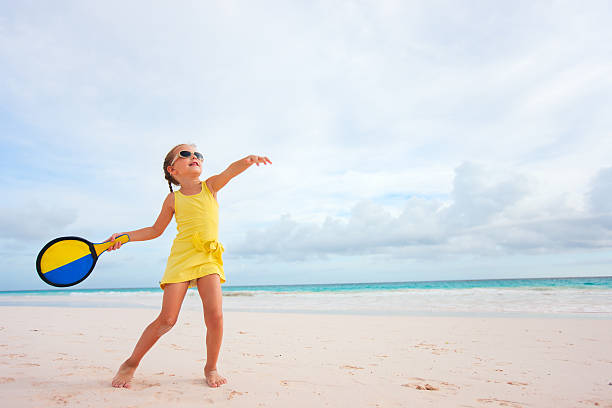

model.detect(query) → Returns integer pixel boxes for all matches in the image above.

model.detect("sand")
[1,306,611,407]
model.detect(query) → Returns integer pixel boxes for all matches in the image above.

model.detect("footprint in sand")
[51,394,74,404]
[31,381,53,387]
[341,365,364,370]
[340,365,364,376]
[578,399,603,406]
[132,381,161,390]
[413,343,450,355]
[4,353,26,359]
[402,383,439,391]
[228,390,245,400]
[54,356,77,362]
[401,377,459,393]
[477,397,525,407]
[155,389,182,402]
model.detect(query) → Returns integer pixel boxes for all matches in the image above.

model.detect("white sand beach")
[1,305,611,407]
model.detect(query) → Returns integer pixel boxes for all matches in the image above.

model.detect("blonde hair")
[163,143,196,192]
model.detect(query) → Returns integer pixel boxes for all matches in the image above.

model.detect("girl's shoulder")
[163,191,176,212]
[204,179,212,193]
[204,179,218,203]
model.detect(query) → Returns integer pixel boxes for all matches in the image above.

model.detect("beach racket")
[36,234,130,287]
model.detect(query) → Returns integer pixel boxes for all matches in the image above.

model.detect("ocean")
[2,276,611,318]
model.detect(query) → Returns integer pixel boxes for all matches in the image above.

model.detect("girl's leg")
[196,273,226,387]
[111,281,190,388]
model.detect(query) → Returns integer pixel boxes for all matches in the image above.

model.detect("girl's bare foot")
[112,360,137,388]
[204,367,227,388]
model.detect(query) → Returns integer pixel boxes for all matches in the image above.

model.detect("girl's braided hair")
[163,144,196,193]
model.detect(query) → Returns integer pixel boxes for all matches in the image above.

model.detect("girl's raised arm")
[207,155,272,194]
[105,193,175,251]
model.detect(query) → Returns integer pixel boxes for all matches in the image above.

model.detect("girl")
[107,144,271,388]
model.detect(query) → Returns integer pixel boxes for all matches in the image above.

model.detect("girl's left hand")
[104,233,124,251]
[246,155,272,166]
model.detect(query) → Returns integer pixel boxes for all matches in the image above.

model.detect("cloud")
[443,162,528,228]
[0,202,75,241]
[233,163,612,260]
[588,167,612,214]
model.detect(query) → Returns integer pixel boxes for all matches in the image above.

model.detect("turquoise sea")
[2,276,611,296]
[2,276,611,318]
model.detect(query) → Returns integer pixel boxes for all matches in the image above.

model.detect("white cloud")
[232,163,612,260]
[0,202,75,241]
[444,162,528,228]
[588,167,612,214]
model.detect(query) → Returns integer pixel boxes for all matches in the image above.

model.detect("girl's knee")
[204,310,223,329]
[157,315,178,334]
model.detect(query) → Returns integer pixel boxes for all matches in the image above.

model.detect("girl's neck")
[178,178,202,195]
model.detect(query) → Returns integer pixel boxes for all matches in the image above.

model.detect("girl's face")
[168,145,203,178]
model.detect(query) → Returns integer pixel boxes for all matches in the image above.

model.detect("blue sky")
[1,1,611,290]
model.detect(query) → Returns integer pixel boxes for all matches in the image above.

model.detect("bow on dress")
[192,232,224,264]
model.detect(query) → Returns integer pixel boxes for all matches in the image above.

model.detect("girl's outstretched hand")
[246,155,272,166]
[104,233,124,251]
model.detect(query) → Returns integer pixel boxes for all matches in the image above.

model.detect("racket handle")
[94,234,130,256]
[114,234,130,245]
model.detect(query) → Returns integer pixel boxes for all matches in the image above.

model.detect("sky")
[1,1,611,290]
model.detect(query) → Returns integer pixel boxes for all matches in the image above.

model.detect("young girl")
[107,144,271,388]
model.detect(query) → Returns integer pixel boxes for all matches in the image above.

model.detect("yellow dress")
[160,181,225,289]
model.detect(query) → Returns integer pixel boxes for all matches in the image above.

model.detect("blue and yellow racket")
[36,234,130,287]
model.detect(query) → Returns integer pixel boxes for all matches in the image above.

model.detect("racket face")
[36,237,98,287]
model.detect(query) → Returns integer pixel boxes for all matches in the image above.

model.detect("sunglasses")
[171,150,204,165]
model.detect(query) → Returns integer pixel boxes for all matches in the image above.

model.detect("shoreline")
[1,282,611,319]
[1,302,611,320]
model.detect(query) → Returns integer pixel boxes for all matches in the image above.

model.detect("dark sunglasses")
[171,150,204,165]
